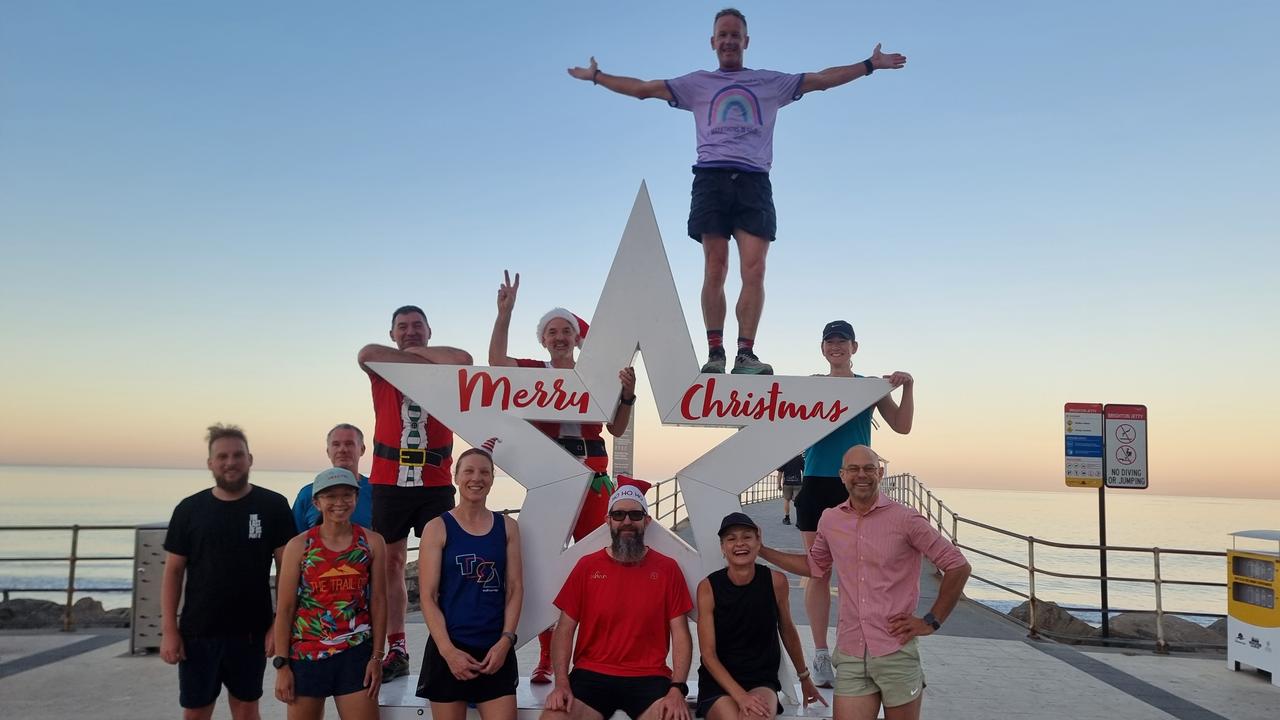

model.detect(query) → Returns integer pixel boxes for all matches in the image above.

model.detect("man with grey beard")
[161,424,294,720]
[541,486,695,720]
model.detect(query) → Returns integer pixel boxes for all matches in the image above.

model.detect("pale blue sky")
[2,2,1277,496]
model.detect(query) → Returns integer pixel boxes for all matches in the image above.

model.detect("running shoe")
[731,352,773,375]
[381,648,410,682]
[700,349,727,374]
[811,648,835,689]
[783,515,791,525]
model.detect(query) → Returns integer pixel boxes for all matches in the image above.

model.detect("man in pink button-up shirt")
[761,445,970,720]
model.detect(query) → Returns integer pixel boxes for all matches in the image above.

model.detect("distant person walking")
[161,424,295,720]
[272,468,388,719]
[761,445,970,720]
[568,8,906,376]
[797,320,914,687]
[777,454,804,525]
[358,304,472,680]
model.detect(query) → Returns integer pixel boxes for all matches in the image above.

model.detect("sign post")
[1064,402,1149,639]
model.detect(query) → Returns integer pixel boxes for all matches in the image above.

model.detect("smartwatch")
[271,656,290,670]
[501,631,518,645]
[670,681,690,696]
[922,612,941,631]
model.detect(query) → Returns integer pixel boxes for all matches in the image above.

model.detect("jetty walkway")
[1,498,1274,719]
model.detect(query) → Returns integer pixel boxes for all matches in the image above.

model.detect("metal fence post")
[63,525,80,632]
[1027,537,1039,639]
[1153,548,1168,654]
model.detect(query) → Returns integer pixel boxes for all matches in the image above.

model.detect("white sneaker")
[812,648,835,688]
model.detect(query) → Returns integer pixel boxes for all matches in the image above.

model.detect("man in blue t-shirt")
[568,7,906,376]
[292,423,374,532]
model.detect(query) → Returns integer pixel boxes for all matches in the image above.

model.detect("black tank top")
[696,564,782,698]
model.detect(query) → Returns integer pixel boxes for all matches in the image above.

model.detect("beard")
[610,526,647,563]
[214,469,250,494]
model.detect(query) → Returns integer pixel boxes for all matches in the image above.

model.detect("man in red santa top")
[488,270,646,683]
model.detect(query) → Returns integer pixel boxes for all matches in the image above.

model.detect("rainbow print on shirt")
[707,84,763,127]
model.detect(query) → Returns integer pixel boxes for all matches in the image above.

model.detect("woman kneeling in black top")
[695,513,825,718]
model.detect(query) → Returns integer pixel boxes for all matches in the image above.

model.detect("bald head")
[839,444,884,507]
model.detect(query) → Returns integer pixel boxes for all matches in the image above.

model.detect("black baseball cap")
[822,320,855,341]
[717,512,760,537]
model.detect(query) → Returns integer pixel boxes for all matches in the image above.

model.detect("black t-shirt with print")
[164,486,294,636]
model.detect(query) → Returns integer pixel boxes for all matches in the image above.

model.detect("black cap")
[822,320,855,341]
[717,512,760,537]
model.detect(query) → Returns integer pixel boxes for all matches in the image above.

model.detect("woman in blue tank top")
[415,446,524,718]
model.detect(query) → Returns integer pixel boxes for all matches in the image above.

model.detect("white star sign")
[369,183,891,645]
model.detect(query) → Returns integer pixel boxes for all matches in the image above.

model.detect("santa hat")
[536,308,589,347]
[615,474,653,494]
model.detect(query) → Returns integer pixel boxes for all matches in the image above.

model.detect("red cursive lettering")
[680,378,849,423]
[458,369,591,415]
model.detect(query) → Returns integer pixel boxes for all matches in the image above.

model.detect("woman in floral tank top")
[273,468,388,719]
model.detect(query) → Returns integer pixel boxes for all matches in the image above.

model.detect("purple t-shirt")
[664,68,805,173]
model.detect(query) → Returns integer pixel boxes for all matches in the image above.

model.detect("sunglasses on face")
[609,510,647,522]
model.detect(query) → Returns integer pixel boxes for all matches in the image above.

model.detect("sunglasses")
[609,510,647,522]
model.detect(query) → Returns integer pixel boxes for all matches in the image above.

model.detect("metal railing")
[0,524,137,631]
[885,473,1227,652]
[649,472,782,529]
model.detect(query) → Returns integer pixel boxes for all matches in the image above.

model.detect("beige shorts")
[832,638,925,708]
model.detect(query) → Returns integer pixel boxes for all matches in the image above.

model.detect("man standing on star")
[568,7,906,376]
[358,304,473,681]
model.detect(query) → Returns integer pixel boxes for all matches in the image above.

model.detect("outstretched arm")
[567,56,673,101]
[800,43,907,94]
[489,270,520,367]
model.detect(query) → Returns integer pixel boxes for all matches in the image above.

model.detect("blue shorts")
[292,641,374,698]
[178,632,266,709]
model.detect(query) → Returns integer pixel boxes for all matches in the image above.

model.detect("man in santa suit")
[488,270,647,683]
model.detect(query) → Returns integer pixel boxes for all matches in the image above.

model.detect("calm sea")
[2,465,1276,622]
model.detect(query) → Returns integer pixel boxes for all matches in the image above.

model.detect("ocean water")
[2,465,1276,621]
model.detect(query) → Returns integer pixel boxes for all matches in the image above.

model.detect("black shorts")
[292,641,373,698]
[178,632,266,709]
[695,691,782,718]
[795,476,848,532]
[687,167,777,242]
[569,668,672,719]
[416,636,518,704]
[371,484,455,543]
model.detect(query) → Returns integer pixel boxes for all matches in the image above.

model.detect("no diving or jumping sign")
[1104,404,1148,489]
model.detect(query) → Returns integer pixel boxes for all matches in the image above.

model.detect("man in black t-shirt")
[161,424,294,720]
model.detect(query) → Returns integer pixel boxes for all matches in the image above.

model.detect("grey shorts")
[781,484,801,501]
[832,639,926,708]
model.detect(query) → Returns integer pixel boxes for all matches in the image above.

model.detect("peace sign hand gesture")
[496,270,520,317]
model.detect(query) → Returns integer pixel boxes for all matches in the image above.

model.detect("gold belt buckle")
[398,448,427,466]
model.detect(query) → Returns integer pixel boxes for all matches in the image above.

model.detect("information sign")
[1065,402,1104,487]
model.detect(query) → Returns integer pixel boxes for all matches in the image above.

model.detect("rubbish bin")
[1226,529,1280,685]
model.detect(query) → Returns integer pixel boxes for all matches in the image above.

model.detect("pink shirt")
[807,493,968,658]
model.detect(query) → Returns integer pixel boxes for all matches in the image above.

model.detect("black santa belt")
[556,438,607,459]
[373,441,451,468]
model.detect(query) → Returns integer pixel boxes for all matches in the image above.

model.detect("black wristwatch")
[863,58,874,75]
[501,631,518,645]
[620,394,636,406]
[271,655,290,670]
[670,681,690,696]
[922,612,941,631]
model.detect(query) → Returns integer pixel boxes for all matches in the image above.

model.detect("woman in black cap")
[694,512,825,717]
